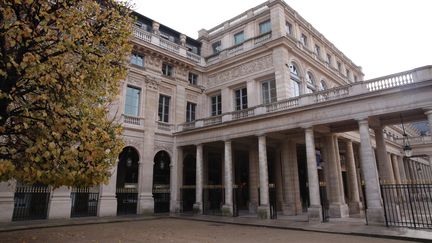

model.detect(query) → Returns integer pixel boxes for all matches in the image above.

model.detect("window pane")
[234,32,244,45]
[125,86,140,116]
[158,95,170,122]
[292,80,300,97]
[259,20,271,34]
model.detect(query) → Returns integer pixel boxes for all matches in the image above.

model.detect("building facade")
[1,0,432,225]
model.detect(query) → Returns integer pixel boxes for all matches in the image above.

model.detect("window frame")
[124,85,141,117]
[261,79,277,104]
[188,72,198,85]
[162,63,174,77]
[130,53,144,67]
[158,95,171,123]
[212,41,222,54]
[234,31,245,45]
[211,94,222,116]
[186,102,196,122]
[234,87,248,111]
[286,21,292,35]
[300,34,308,47]
[259,20,271,34]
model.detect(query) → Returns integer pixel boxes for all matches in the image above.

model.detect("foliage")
[0,0,132,187]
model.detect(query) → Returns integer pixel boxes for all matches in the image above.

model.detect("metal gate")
[381,183,432,229]
[12,185,50,221]
[70,188,99,217]
[258,184,277,219]
[116,187,138,215]
[180,185,195,213]
[153,184,170,213]
[203,185,224,215]
[319,182,329,222]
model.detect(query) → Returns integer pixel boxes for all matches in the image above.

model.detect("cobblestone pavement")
[0,218,415,243]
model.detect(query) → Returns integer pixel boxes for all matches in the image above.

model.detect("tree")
[0,0,132,188]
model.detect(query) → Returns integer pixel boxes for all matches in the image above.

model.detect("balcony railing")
[177,66,432,132]
[122,114,144,127]
[132,27,204,65]
[157,121,174,132]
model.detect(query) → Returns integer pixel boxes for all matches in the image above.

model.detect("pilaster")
[0,181,16,222]
[48,186,71,219]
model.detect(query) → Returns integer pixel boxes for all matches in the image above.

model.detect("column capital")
[424,109,432,115]
[256,133,266,138]
[357,118,369,126]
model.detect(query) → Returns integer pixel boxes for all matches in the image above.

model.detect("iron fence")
[70,188,99,217]
[381,183,432,229]
[180,186,195,213]
[12,185,50,221]
[258,185,277,219]
[202,185,224,216]
[319,183,329,222]
[153,184,170,213]
[116,187,138,215]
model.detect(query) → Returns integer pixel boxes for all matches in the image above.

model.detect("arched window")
[306,71,315,85]
[319,80,328,91]
[289,62,301,96]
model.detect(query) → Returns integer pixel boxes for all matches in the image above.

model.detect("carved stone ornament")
[208,55,273,85]
[144,75,160,91]
[154,142,173,157]
[123,138,143,150]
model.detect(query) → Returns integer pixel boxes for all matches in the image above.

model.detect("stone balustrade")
[177,66,432,132]
[122,114,145,127]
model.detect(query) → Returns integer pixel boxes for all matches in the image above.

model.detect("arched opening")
[153,150,171,213]
[116,146,139,215]
[182,154,196,212]
[289,62,301,97]
[306,71,316,93]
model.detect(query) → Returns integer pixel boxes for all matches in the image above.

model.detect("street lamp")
[400,114,412,157]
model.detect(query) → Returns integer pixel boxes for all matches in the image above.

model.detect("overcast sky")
[131,0,431,80]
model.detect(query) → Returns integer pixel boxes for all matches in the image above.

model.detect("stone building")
[1,0,432,225]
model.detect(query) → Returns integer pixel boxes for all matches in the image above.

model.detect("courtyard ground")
[0,218,417,243]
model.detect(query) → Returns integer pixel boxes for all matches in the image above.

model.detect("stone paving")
[0,218,419,243]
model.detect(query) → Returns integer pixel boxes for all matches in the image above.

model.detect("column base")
[0,181,15,222]
[329,203,349,218]
[366,207,385,225]
[348,201,364,216]
[222,204,233,217]
[248,202,258,214]
[193,203,202,215]
[257,205,270,219]
[138,193,154,215]
[170,200,181,214]
[307,205,323,222]
[98,194,117,217]
[282,203,301,216]
[48,188,71,219]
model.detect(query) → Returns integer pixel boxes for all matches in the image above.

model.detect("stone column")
[358,119,384,225]
[222,140,234,216]
[324,135,348,218]
[138,131,155,215]
[193,144,203,214]
[391,154,402,184]
[333,136,347,205]
[305,127,322,222]
[48,186,71,219]
[345,140,363,215]
[257,135,270,219]
[274,149,284,210]
[0,181,16,222]
[248,148,259,213]
[99,166,117,217]
[170,146,183,213]
[425,110,432,135]
[374,127,395,184]
[397,156,407,183]
[281,140,302,215]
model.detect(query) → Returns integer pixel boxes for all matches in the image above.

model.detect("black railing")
[258,185,277,219]
[12,185,50,221]
[116,188,138,215]
[202,185,224,216]
[319,183,329,222]
[381,184,432,229]
[180,186,195,213]
[70,188,99,217]
[153,184,170,213]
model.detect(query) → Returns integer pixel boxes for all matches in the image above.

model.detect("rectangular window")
[314,44,321,56]
[158,95,170,123]
[186,102,196,122]
[125,86,140,116]
[291,80,300,97]
[188,72,198,85]
[259,20,271,34]
[234,87,248,111]
[130,53,144,67]
[337,61,342,71]
[300,34,307,46]
[286,22,292,35]
[162,63,173,77]
[211,95,222,116]
[354,75,358,82]
[261,80,276,104]
[326,53,332,64]
[346,69,351,79]
[212,41,221,54]
[234,31,245,45]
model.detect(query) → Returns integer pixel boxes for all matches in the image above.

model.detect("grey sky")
[131,0,431,80]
